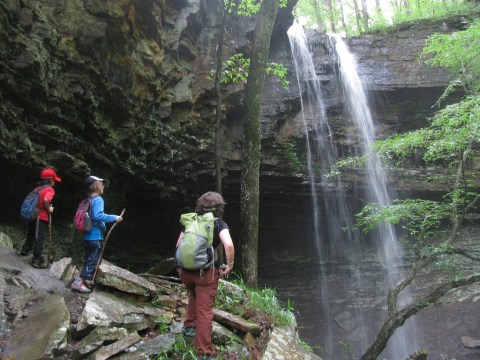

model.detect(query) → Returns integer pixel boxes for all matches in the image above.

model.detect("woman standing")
[71,175,123,293]
[176,191,235,360]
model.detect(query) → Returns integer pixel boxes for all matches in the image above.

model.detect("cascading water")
[287,22,356,355]
[331,33,419,359]
[286,22,419,359]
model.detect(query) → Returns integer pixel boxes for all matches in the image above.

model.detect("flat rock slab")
[96,259,157,297]
[213,308,261,335]
[89,332,142,360]
[2,294,70,360]
[261,326,323,360]
[123,333,176,358]
[75,326,129,357]
[48,257,72,280]
[77,290,149,333]
[462,336,480,348]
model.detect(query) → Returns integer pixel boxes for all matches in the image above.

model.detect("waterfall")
[287,22,419,359]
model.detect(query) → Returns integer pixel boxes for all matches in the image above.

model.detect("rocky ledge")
[0,242,321,360]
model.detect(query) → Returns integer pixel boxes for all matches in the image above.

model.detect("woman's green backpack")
[175,212,215,270]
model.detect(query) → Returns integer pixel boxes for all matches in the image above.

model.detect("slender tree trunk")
[240,0,279,288]
[403,0,411,15]
[390,0,400,11]
[360,273,480,359]
[361,0,369,30]
[325,0,336,33]
[312,0,324,31]
[338,0,347,36]
[214,0,232,193]
[352,0,362,33]
[375,0,382,17]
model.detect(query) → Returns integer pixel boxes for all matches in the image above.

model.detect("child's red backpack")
[74,197,92,232]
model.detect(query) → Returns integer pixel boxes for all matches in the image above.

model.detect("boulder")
[96,259,157,297]
[74,326,129,357]
[121,333,176,358]
[261,326,323,360]
[213,308,261,336]
[89,332,142,360]
[2,294,70,359]
[76,290,151,335]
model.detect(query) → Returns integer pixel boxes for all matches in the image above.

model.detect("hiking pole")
[47,214,52,267]
[92,208,125,281]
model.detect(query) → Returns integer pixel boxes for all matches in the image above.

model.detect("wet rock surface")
[0,245,318,359]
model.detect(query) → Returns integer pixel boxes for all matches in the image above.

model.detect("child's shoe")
[70,278,92,293]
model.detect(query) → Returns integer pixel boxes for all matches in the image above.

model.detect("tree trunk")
[352,0,362,33]
[375,0,382,17]
[312,0,324,31]
[360,273,480,360]
[240,0,279,288]
[361,0,369,30]
[325,0,336,33]
[214,0,232,193]
[338,0,347,36]
[403,0,411,15]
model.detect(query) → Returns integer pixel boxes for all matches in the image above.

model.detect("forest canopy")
[294,0,478,35]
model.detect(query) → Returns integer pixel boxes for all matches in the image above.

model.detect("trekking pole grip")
[93,208,126,282]
[105,208,126,240]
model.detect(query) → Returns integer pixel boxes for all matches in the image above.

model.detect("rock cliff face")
[2,1,479,358]
[1,0,474,268]
[1,1,467,210]
[1,0,475,257]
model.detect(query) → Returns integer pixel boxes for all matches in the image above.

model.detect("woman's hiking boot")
[31,258,47,269]
[182,326,196,337]
[18,246,31,256]
[70,278,92,293]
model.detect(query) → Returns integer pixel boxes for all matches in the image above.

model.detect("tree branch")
[361,273,480,360]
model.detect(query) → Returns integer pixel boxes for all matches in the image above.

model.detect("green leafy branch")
[209,53,289,89]
[326,155,367,178]
[374,94,480,166]
[420,20,480,101]
[229,0,288,16]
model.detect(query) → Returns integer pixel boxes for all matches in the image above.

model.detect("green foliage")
[247,287,296,326]
[338,340,355,360]
[326,155,368,177]
[420,20,480,99]
[354,199,451,244]
[353,22,480,258]
[375,94,480,165]
[216,53,250,84]
[215,279,247,312]
[215,278,296,327]
[230,0,287,16]
[155,335,196,360]
[230,0,261,16]
[266,62,290,89]
[152,315,172,334]
[389,0,475,27]
[280,140,306,172]
[294,0,478,36]
[209,53,289,89]
[297,337,314,353]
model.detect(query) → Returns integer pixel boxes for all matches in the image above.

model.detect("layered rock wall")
[0,0,474,257]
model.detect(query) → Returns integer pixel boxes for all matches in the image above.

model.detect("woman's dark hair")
[195,191,226,217]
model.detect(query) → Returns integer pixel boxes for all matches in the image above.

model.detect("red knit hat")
[40,168,61,182]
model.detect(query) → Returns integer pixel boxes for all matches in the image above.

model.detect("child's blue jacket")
[83,196,117,241]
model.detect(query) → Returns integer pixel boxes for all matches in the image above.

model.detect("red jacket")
[38,186,55,221]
